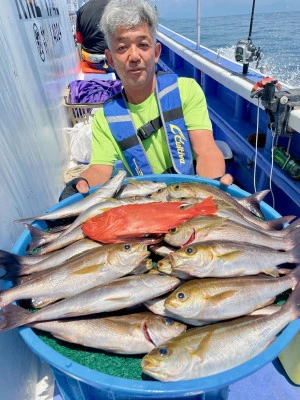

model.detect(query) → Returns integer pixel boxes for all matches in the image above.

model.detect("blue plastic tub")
[11,175,300,400]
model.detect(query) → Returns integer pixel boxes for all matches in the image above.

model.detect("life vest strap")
[118,106,184,151]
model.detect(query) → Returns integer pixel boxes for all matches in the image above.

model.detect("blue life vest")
[103,73,195,175]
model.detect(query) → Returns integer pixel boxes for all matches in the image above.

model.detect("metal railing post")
[196,0,201,49]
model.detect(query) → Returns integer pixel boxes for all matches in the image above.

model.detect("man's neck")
[123,80,156,105]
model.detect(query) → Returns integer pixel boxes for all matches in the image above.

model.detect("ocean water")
[160,11,300,87]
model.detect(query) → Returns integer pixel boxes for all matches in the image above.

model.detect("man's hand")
[59,178,89,201]
[76,179,90,194]
[220,173,234,186]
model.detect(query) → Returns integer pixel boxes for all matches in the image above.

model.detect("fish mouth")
[182,228,196,247]
[143,322,155,345]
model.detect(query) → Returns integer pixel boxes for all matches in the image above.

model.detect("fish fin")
[0,250,21,281]
[288,229,300,251]
[191,196,217,216]
[266,216,297,231]
[288,265,300,283]
[0,304,31,331]
[49,332,76,343]
[106,297,131,302]
[25,224,54,252]
[207,290,238,305]
[237,190,269,219]
[264,268,279,277]
[31,297,59,309]
[71,264,103,275]
[282,282,300,319]
[192,331,213,362]
[220,250,244,262]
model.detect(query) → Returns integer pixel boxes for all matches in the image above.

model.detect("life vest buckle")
[137,120,157,140]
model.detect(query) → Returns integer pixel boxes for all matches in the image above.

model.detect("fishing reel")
[235,39,261,74]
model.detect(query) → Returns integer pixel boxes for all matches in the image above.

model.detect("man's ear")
[155,42,161,63]
[105,49,114,68]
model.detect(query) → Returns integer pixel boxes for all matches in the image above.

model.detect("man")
[63,0,232,200]
[76,0,111,70]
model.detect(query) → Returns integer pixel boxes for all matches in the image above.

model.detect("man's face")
[105,23,161,91]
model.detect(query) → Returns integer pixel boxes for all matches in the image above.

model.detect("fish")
[144,295,206,326]
[129,258,153,275]
[34,226,86,255]
[14,170,127,223]
[0,239,102,280]
[149,183,269,218]
[141,283,300,382]
[28,311,186,355]
[0,274,180,331]
[59,196,155,238]
[163,240,300,278]
[164,266,300,321]
[116,180,167,198]
[0,243,150,308]
[156,256,192,280]
[149,244,178,257]
[81,197,217,243]
[25,223,65,252]
[164,215,300,249]
[145,296,284,327]
[149,183,295,230]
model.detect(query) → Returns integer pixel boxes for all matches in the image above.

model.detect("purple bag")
[68,79,122,104]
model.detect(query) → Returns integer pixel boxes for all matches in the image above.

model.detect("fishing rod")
[235,0,261,74]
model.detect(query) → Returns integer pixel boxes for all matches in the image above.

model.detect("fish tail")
[266,216,297,231]
[288,228,300,251]
[0,304,31,331]
[242,190,270,219]
[283,282,300,320]
[25,224,55,253]
[0,250,22,281]
[192,196,217,215]
[283,218,300,234]
[288,265,300,285]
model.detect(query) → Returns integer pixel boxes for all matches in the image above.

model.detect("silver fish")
[29,311,186,354]
[141,283,300,382]
[144,295,206,326]
[0,243,150,308]
[0,274,180,330]
[0,239,102,280]
[14,170,127,222]
[36,226,86,255]
[164,266,300,321]
[116,180,167,198]
[145,297,283,327]
[164,215,300,250]
[150,183,295,230]
[166,240,300,278]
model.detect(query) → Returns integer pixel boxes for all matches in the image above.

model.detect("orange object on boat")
[81,197,217,243]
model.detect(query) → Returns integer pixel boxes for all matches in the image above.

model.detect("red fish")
[82,197,217,243]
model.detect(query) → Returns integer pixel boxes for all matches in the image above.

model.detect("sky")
[153,0,300,19]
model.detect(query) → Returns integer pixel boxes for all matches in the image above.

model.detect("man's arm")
[189,129,233,186]
[76,164,113,193]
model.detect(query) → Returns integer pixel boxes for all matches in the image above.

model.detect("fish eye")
[168,227,178,233]
[185,247,194,254]
[177,292,185,300]
[159,347,169,357]
[124,244,131,251]
[157,189,163,193]
[174,185,180,190]
[165,317,174,325]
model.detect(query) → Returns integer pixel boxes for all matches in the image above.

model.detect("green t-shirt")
[90,77,212,175]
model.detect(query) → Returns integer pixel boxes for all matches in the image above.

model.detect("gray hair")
[100,0,158,48]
